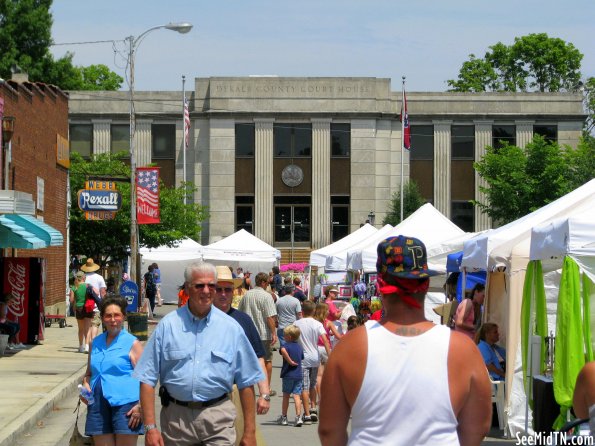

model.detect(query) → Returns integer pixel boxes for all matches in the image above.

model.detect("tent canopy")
[309,223,377,267]
[325,224,394,271]
[348,203,466,272]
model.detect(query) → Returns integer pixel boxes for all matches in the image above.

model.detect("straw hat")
[215,266,243,287]
[80,258,100,273]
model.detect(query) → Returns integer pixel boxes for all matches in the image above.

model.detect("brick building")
[1,75,68,313]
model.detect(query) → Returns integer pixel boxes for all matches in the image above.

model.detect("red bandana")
[376,275,430,309]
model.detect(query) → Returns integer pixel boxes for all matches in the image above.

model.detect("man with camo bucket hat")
[319,235,492,446]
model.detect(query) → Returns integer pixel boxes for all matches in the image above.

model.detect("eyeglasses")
[215,286,234,293]
[190,283,216,290]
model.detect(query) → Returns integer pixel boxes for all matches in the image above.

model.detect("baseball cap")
[376,235,440,280]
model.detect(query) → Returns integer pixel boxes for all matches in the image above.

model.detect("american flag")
[400,91,411,150]
[184,96,190,149]
[136,167,160,224]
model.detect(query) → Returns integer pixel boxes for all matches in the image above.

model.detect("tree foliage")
[69,152,208,265]
[584,77,595,135]
[0,0,122,90]
[474,135,595,224]
[448,33,583,93]
[382,180,426,226]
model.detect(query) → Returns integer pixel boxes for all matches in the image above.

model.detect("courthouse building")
[68,77,585,255]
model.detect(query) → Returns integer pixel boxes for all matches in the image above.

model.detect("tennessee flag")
[401,92,411,150]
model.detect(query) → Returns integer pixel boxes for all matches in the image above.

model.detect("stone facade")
[68,77,586,248]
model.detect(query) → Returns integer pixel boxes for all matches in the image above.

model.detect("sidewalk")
[0,316,88,446]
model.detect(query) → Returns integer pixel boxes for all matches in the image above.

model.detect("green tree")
[584,77,595,134]
[0,0,122,90]
[474,135,595,224]
[382,180,426,225]
[69,152,207,265]
[448,33,583,93]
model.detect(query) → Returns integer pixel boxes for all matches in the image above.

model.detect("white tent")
[325,224,394,271]
[348,203,466,272]
[140,238,203,303]
[460,178,595,436]
[201,229,281,274]
[309,223,378,267]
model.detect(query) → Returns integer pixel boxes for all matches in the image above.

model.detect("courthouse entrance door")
[274,205,310,247]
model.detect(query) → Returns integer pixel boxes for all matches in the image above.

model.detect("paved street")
[6,303,513,445]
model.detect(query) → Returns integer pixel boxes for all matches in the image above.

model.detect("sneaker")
[11,343,26,350]
[309,410,318,422]
[295,415,303,427]
[303,415,312,425]
[269,390,277,397]
[84,344,89,353]
[276,415,288,426]
[78,345,86,353]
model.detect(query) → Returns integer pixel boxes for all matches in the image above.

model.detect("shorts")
[282,377,303,395]
[318,346,329,365]
[302,366,318,391]
[91,311,101,328]
[75,307,94,320]
[85,381,144,436]
[261,340,273,362]
[277,327,286,348]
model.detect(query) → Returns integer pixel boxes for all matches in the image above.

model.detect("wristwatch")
[260,394,271,402]
[144,423,157,432]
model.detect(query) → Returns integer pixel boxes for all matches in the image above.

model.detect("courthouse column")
[135,119,152,167]
[311,118,331,249]
[516,120,535,149]
[92,119,111,154]
[254,119,274,245]
[474,121,493,231]
[433,121,452,218]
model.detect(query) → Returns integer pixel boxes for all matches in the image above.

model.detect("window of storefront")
[110,124,130,155]
[451,201,474,232]
[534,124,557,143]
[331,123,350,157]
[69,124,93,158]
[274,124,312,157]
[492,125,516,148]
[451,125,475,160]
[236,123,255,157]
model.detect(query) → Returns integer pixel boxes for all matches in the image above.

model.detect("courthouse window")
[274,123,312,157]
[111,124,130,155]
[236,123,255,157]
[152,124,175,159]
[452,126,475,160]
[534,125,557,143]
[69,124,93,158]
[409,125,434,160]
[331,124,350,157]
[451,201,474,232]
[492,125,516,148]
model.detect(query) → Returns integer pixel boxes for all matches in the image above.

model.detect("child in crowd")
[347,315,360,331]
[277,325,304,427]
[294,300,330,424]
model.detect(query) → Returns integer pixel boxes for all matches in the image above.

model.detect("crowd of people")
[71,236,593,445]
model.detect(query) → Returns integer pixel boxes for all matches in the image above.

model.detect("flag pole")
[182,75,187,204]
[400,76,406,222]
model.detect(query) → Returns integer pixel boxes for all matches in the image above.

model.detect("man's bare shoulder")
[330,325,367,362]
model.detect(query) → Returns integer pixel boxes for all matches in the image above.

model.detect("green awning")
[2,214,63,247]
[0,215,47,249]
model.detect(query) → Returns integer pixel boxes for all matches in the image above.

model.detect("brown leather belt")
[169,393,228,409]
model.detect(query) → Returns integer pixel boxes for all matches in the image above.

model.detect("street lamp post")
[127,22,192,283]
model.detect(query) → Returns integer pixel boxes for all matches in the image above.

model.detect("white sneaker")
[276,415,288,426]
[84,344,89,353]
[12,343,26,349]
[79,345,86,353]
[295,415,303,427]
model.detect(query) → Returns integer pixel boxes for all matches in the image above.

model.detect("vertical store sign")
[136,167,160,224]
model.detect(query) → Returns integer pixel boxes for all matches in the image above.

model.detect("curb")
[0,364,87,446]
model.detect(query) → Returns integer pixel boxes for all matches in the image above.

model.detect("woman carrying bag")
[80,295,144,445]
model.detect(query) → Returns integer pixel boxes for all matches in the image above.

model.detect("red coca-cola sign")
[6,260,28,317]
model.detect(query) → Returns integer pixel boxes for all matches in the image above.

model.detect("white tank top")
[349,321,459,446]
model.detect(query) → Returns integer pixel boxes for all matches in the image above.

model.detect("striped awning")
[0,215,47,249]
[2,214,63,247]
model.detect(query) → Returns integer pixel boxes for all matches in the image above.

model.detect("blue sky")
[50,0,594,92]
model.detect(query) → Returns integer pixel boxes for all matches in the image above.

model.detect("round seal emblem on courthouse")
[281,164,304,187]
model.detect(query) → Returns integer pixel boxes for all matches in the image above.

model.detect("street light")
[127,22,193,283]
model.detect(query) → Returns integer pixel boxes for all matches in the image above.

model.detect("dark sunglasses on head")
[216,286,234,293]
[190,283,216,290]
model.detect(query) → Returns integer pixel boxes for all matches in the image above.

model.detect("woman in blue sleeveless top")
[80,295,145,445]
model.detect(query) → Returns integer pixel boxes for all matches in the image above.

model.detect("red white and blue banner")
[136,167,160,224]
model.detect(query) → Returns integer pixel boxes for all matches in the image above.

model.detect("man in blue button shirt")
[135,262,264,446]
